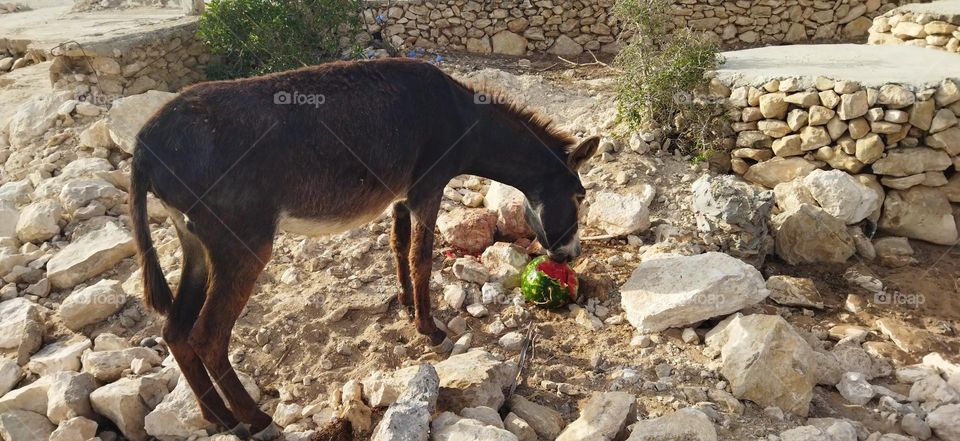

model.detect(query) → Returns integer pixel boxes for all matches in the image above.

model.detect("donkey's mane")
[451,77,577,150]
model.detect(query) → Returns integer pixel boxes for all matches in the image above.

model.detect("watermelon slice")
[520,255,579,308]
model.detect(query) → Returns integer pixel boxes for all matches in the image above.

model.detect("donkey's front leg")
[408,196,452,352]
[391,202,414,309]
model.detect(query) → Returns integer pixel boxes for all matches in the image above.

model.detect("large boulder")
[586,192,650,236]
[771,204,855,264]
[620,252,768,333]
[491,31,528,56]
[59,279,128,330]
[106,91,178,153]
[15,200,63,243]
[25,337,92,375]
[802,169,879,224]
[0,409,55,441]
[705,314,817,416]
[7,91,74,148]
[626,408,717,441]
[89,377,169,441]
[928,403,960,441]
[437,208,498,253]
[0,298,43,364]
[484,182,533,240]
[691,175,774,263]
[556,392,636,441]
[370,364,438,441]
[46,221,136,289]
[363,350,515,412]
[879,187,958,245]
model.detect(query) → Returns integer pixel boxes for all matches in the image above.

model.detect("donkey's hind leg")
[391,202,414,309]
[163,215,240,430]
[188,235,278,438]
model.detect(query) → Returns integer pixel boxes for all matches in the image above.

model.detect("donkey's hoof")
[429,337,454,354]
[252,422,282,441]
[226,423,251,439]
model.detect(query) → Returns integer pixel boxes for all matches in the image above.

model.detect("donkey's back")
[135,58,471,229]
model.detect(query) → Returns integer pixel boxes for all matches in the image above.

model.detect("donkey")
[129,57,598,438]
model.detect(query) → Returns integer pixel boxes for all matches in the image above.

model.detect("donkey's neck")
[462,106,569,199]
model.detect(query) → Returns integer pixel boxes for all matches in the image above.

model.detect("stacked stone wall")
[868,6,960,52]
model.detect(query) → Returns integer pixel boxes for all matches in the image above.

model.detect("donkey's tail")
[130,158,173,315]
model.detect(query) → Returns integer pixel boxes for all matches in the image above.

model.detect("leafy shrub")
[615,0,729,156]
[198,0,362,79]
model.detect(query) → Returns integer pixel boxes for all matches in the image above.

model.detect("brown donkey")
[129,57,598,438]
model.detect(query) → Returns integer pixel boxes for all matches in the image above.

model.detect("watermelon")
[520,255,579,308]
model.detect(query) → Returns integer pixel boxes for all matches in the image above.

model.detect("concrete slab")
[0,5,187,54]
[714,44,960,90]
[895,0,960,16]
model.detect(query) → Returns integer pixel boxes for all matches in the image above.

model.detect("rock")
[106,91,178,153]
[855,134,884,164]
[93,333,131,352]
[839,91,868,120]
[59,279,127,330]
[766,276,823,308]
[876,317,943,354]
[508,395,565,440]
[466,37,492,54]
[78,119,114,149]
[935,79,960,107]
[82,347,162,382]
[362,350,515,412]
[49,416,98,441]
[772,204,856,264]
[499,332,524,352]
[7,91,74,148]
[504,413,537,441]
[431,412,519,441]
[871,148,952,177]
[145,370,259,439]
[626,407,717,441]
[438,208,497,253]
[143,377,213,439]
[586,192,650,236]
[927,403,960,441]
[0,359,21,397]
[484,182,533,240]
[800,125,831,150]
[878,186,958,245]
[0,409,55,441]
[481,242,528,289]
[459,406,503,429]
[0,375,50,414]
[371,364,441,441]
[491,31,527,56]
[873,237,915,267]
[773,178,817,212]
[759,93,788,119]
[547,35,583,57]
[705,314,817,416]
[16,200,63,243]
[46,221,136,289]
[0,298,43,364]
[620,252,768,334]
[928,126,960,156]
[743,157,818,188]
[556,392,635,441]
[931,109,958,133]
[691,175,774,262]
[877,85,915,108]
[90,377,168,441]
[444,285,467,310]
[46,371,96,424]
[837,372,874,405]
[0,203,18,239]
[25,337,91,376]
[452,257,488,284]
[901,413,931,440]
[59,179,124,212]
[802,169,879,224]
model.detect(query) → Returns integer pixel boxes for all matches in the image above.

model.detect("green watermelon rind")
[520,255,576,309]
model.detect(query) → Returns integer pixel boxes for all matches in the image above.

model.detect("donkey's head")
[523,136,600,263]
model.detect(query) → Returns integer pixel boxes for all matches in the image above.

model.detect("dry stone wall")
[868,3,960,52]
[360,0,920,56]
[714,75,960,246]
[47,20,208,99]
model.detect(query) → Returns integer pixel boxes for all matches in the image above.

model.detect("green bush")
[198,0,362,79]
[615,0,729,156]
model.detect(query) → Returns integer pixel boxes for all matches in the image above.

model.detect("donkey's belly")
[278,209,387,237]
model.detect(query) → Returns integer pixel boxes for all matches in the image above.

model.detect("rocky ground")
[0,52,959,441]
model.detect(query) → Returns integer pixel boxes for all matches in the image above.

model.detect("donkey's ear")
[567,136,601,170]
